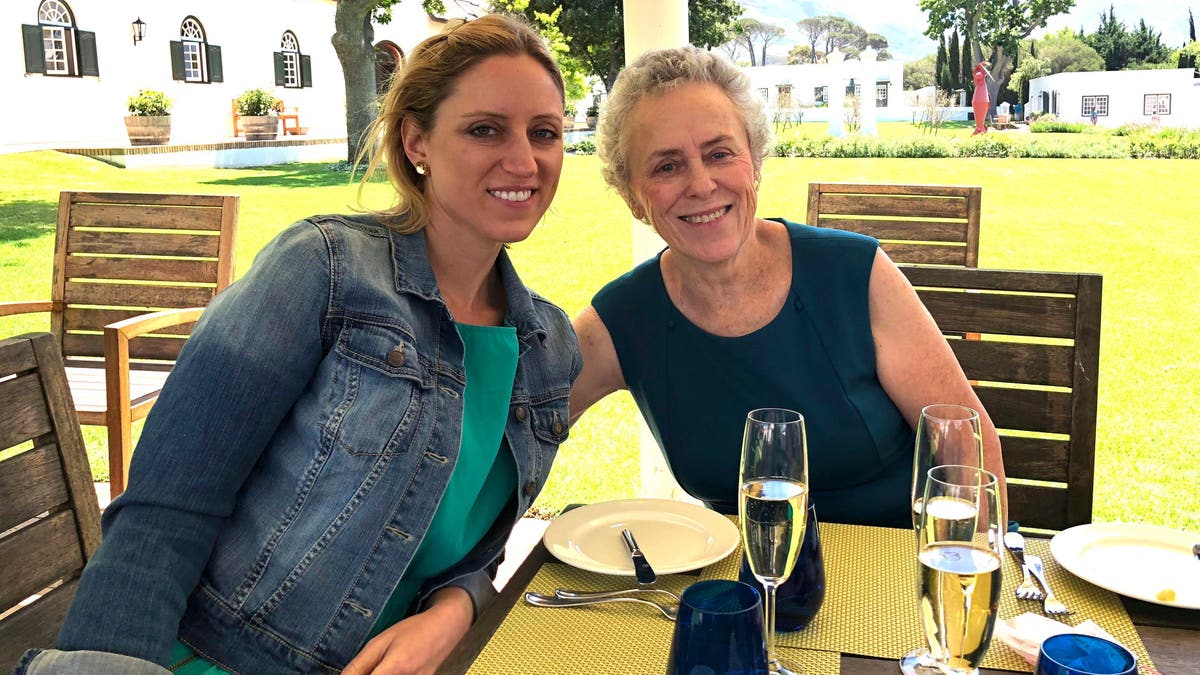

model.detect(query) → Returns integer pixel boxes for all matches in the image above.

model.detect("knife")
[621,528,657,585]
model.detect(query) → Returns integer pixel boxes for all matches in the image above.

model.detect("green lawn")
[1,149,1196,532]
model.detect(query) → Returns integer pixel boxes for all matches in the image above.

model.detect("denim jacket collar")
[387,227,548,346]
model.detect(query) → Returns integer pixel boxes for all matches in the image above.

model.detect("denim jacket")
[19,215,580,674]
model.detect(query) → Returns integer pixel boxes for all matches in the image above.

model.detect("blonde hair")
[360,14,564,233]
[597,46,770,213]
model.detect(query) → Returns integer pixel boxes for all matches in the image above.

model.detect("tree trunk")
[333,0,379,163]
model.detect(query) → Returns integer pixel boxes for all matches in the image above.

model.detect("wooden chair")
[0,333,103,671]
[0,191,238,497]
[901,266,1103,532]
[807,183,982,267]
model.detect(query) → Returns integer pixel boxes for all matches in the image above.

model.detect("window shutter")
[208,44,223,82]
[170,41,185,80]
[78,30,99,76]
[22,24,45,74]
[300,54,312,88]
[274,51,286,86]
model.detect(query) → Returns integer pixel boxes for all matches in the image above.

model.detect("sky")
[741,0,1194,63]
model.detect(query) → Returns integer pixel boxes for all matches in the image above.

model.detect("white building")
[739,56,908,122]
[1027,68,1200,128]
[2,0,453,151]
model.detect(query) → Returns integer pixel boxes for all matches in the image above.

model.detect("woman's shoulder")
[593,253,662,305]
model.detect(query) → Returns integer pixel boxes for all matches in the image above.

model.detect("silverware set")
[1003,531,1072,615]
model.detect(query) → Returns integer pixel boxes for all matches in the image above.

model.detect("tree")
[1035,28,1104,73]
[1191,8,1197,42]
[797,17,827,64]
[507,0,742,92]
[920,0,1074,118]
[739,18,786,66]
[948,29,961,90]
[960,30,973,89]
[1006,55,1049,98]
[1083,5,1130,70]
[491,1,588,103]
[333,0,445,163]
[1126,18,1171,66]
[935,33,949,91]
[786,44,816,65]
[905,53,938,89]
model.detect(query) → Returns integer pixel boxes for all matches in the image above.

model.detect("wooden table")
[440,533,1200,674]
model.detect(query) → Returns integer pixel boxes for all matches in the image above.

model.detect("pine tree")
[948,30,961,91]
[1190,8,1196,42]
[936,34,948,91]
[960,31,972,90]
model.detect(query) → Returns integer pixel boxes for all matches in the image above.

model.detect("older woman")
[20,15,578,675]
[570,46,1004,526]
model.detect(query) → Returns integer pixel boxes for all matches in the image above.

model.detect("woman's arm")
[567,306,626,426]
[53,221,335,665]
[867,249,1008,505]
[341,587,474,675]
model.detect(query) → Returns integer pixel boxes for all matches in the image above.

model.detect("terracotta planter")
[585,115,598,129]
[241,115,279,141]
[124,115,172,146]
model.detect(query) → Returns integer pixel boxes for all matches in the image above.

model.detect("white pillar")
[622,0,695,502]
[860,47,878,136]
[827,55,845,137]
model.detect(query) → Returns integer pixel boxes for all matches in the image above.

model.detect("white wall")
[1027,69,1200,128]
[741,59,906,111]
[1,0,443,149]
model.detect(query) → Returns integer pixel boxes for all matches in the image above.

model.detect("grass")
[1,148,1197,533]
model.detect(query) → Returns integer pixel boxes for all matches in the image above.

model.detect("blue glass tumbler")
[666,580,768,675]
[738,503,825,631]
[1035,634,1137,675]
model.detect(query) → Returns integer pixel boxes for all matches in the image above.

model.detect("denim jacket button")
[386,348,405,367]
[514,406,528,422]
[552,420,565,435]
[523,480,537,497]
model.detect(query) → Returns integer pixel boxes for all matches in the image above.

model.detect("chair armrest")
[0,300,57,317]
[105,307,205,342]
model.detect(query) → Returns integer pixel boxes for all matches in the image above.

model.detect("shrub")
[236,88,281,116]
[566,139,596,155]
[1031,120,1087,133]
[127,89,172,116]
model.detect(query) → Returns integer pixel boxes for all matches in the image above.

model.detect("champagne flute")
[739,408,809,675]
[901,404,983,674]
[917,464,1003,675]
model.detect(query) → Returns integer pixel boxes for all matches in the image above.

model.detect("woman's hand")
[341,587,474,675]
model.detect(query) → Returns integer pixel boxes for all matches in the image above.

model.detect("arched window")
[171,16,223,83]
[374,41,404,96]
[275,30,311,89]
[22,0,97,77]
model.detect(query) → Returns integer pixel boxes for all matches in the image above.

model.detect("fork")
[554,587,683,603]
[1025,554,1073,615]
[1003,532,1045,601]
[524,591,678,620]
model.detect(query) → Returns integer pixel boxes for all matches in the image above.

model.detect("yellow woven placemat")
[468,563,840,675]
[701,521,1154,673]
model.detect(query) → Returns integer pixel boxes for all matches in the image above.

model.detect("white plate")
[1050,522,1200,609]
[543,498,740,576]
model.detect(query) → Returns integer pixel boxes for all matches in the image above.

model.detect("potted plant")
[124,89,172,146]
[236,88,281,141]
[585,98,600,129]
[563,102,577,129]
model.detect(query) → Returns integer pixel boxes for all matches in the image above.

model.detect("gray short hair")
[597,47,771,211]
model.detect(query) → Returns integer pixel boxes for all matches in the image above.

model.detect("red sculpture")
[972,61,992,135]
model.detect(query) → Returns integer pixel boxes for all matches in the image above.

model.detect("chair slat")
[63,307,195,336]
[70,191,230,208]
[0,443,69,532]
[0,579,79,672]
[64,256,218,284]
[0,373,52,450]
[1008,486,1069,531]
[67,230,221,258]
[879,243,969,266]
[63,333,186,361]
[0,510,85,610]
[70,203,224,231]
[63,281,216,309]
[949,340,1075,388]
[811,183,978,198]
[917,289,1077,339]
[977,386,1071,435]
[1000,436,1070,483]
[818,193,970,219]
[816,217,968,241]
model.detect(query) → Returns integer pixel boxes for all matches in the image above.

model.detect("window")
[776,84,793,109]
[876,82,889,107]
[171,16,223,83]
[21,0,98,77]
[814,86,828,105]
[1144,93,1171,115]
[1081,95,1108,117]
[375,41,404,95]
[275,31,311,88]
[758,88,769,104]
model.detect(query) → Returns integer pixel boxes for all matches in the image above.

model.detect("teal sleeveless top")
[592,220,913,527]
[171,323,519,673]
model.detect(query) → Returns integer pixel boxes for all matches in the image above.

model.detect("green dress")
[170,323,519,673]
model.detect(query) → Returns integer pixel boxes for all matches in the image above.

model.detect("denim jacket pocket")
[329,318,432,456]
[528,393,570,449]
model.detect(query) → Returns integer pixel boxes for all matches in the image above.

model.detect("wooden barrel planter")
[124,115,172,146]
[241,116,279,141]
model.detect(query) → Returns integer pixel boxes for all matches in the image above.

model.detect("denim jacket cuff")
[417,568,498,622]
[15,648,171,675]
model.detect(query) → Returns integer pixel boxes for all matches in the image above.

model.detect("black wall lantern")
[131,17,146,45]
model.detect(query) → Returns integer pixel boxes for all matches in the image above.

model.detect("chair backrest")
[807,183,981,267]
[51,191,238,367]
[0,333,103,670]
[901,266,1103,532]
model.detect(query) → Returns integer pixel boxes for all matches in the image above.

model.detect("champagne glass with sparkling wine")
[739,408,809,675]
[916,465,1003,675]
[901,404,984,674]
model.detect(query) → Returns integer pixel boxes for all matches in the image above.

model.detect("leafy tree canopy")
[1081,6,1172,70]
[904,53,938,90]
[794,15,889,64]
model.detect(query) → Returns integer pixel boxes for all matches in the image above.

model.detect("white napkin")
[993,612,1125,666]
